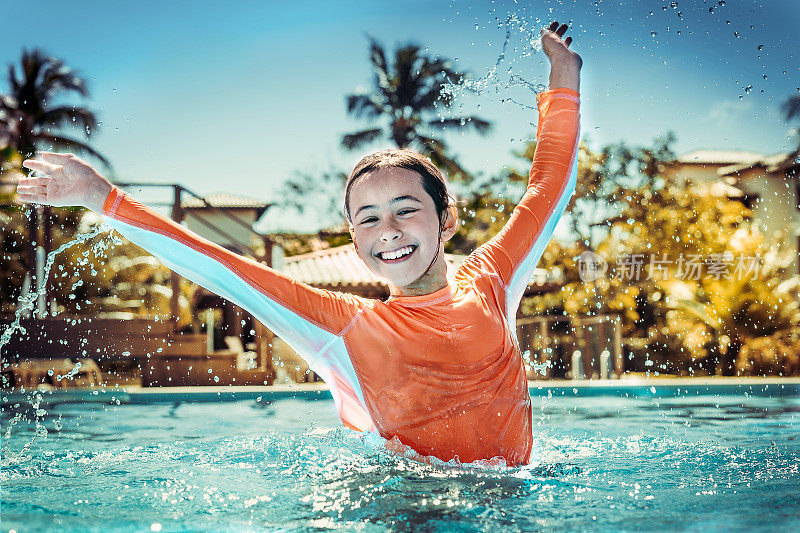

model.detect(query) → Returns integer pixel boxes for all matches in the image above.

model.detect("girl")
[18,22,581,466]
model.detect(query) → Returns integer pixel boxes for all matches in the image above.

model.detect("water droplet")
[757,44,764,51]
[744,85,752,93]
[651,31,659,37]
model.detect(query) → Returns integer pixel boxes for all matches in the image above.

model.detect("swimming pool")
[2,385,799,532]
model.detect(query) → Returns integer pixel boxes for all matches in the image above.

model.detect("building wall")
[738,169,800,241]
[663,163,727,184]
[184,211,258,251]
[666,162,799,275]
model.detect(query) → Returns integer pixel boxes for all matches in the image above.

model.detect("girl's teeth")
[383,246,413,260]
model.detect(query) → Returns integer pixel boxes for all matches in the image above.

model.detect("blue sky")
[2,0,798,228]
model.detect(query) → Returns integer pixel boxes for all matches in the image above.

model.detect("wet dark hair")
[343,149,452,229]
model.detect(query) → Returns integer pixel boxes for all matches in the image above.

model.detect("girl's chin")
[371,265,422,287]
[380,273,421,287]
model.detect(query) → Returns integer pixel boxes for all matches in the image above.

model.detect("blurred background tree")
[0,48,108,163]
[341,35,492,184]
[522,135,800,377]
[0,48,108,311]
[0,50,194,327]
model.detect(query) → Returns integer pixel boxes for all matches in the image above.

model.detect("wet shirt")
[100,88,580,465]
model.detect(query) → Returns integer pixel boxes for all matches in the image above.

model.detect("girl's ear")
[349,224,359,252]
[441,203,458,241]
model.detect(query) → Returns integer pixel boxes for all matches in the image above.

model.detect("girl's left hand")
[19,152,113,212]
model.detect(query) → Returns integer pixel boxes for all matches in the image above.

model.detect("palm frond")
[416,135,473,184]
[341,128,384,151]
[669,298,721,330]
[394,44,424,108]
[426,116,492,135]
[39,106,98,135]
[782,95,800,122]
[415,86,444,111]
[33,133,110,168]
[345,93,385,120]
[366,35,391,91]
[42,66,89,98]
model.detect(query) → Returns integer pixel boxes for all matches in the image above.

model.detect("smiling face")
[347,167,457,296]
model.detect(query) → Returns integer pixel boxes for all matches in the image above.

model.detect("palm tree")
[782,94,800,160]
[0,48,107,163]
[0,48,108,309]
[342,36,491,183]
[783,95,800,122]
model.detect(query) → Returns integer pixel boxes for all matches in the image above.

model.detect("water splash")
[4,395,797,531]
[0,223,111,354]
[1,221,115,461]
[439,12,551,124]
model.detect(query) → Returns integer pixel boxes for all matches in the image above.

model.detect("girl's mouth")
[376,244,418,263]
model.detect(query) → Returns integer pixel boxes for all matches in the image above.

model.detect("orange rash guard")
[100,88,580,466]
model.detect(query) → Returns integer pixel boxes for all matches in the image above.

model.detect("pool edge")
[2,377,799,405]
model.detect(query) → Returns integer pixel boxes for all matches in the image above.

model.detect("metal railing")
[111,182,273,331]
[113,182,267,258]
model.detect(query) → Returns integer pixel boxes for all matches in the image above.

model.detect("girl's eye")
[359,209,416,225]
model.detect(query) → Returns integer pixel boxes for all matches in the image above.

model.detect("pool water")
[2,392,799,532]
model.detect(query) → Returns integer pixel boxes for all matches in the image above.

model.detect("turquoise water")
[2,392,799,532]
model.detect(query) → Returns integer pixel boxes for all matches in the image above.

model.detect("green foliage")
[0,48,107,165]
[0,205,195,326]
[523,135,800,376]
[342,36,492,184]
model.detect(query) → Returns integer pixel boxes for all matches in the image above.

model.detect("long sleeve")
[458,87,580,320]
[100,187,367,374]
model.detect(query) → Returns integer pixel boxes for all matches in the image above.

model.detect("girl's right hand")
[540,21,582,92]
[19,152,113,212]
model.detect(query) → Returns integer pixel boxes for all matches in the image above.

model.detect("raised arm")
[458,22,582,316]
[18,154,366,371]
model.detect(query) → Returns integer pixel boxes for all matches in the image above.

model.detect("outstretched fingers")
[22,159,60,175]
[40,152,74,164]
[18,176,51,187]
[16,180,50,203]
[546,20,573,46]
[18,194,49,204]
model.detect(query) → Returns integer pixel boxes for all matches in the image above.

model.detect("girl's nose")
[379,221,402,242]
